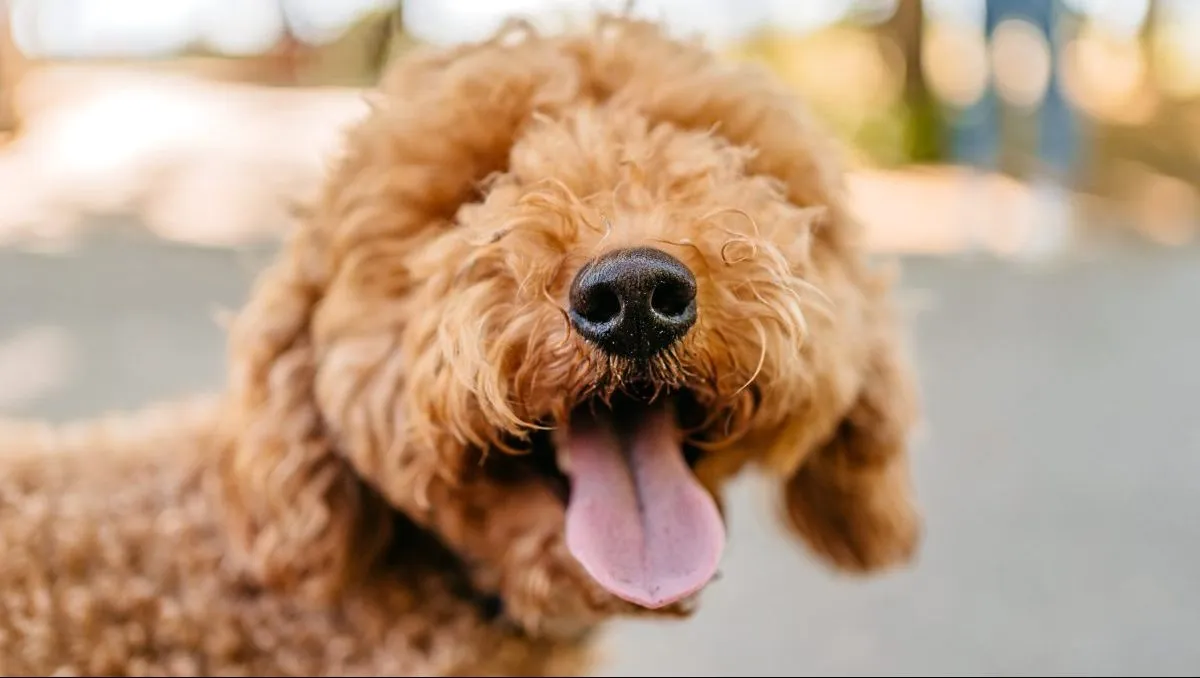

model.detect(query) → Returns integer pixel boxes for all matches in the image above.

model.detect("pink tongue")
[560,401,725,609]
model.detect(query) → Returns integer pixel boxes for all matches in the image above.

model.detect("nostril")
[650,279,695,320]
[579,283,622,325]
[568,246,697,359]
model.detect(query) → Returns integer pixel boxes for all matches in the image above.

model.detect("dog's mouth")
[518,389,724,609]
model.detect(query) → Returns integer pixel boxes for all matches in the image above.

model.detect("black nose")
[568,247,698,360]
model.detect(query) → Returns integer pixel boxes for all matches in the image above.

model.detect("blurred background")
[0,0,1196,675]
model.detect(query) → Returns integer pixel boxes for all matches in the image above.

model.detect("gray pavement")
[1,230,1197,676]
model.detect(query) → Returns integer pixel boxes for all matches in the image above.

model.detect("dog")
[0,15,921,676]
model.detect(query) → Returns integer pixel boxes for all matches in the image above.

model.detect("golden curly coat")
[0,15,921,676]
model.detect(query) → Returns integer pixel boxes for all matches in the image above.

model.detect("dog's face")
[397,106,823,608]
[222,17,919,637]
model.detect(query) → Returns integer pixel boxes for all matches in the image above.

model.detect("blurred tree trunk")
[268,0,304,85]
[1132,0,1197,183]
[366,1,405,76]
[885,0,944,163]
[0,0,22,136]
[1141,0,1159,80]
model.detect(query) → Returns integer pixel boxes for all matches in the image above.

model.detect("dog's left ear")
[775,297,922,574]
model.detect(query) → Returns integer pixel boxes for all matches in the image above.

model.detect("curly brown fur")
[0,14,921,676]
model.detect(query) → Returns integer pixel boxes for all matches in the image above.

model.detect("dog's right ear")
[773,288,923,574]
[219,231,390,601]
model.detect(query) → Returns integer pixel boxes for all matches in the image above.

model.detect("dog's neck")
[374,508,599,642]
[377,511,505,618]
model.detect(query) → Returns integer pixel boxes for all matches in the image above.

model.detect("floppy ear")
[780,299,922,573]
[218,231,391,601]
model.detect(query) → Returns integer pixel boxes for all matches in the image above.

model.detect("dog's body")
[0,402,584,675]
[0,16,921,677]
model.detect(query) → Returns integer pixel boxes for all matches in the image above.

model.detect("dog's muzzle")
[567,247,697,360]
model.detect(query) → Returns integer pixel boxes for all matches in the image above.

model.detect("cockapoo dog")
[0,15,921,677]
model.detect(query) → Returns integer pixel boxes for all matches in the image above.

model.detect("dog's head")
[219,16,919,635]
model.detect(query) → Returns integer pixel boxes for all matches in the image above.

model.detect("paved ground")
[1,230,1197,676]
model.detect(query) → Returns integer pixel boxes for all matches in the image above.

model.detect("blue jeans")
[950,0,1082,185]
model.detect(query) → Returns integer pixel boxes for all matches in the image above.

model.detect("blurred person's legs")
[949,0,1002,172]
[1026,0,1081,258]
[950,0,1081,257]
[947,1,1003,252]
